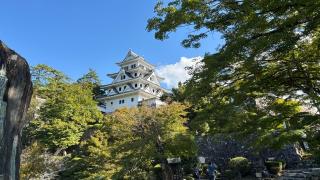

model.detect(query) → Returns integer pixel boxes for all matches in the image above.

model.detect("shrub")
[265,161,282,175]
[229,157,251,176]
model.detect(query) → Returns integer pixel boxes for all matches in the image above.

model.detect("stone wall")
[197,135,302,172]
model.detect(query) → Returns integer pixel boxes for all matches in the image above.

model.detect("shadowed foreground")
[0,41,32,180]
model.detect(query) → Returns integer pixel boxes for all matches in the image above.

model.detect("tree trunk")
[0,41,33,180]
[156,136,173,180]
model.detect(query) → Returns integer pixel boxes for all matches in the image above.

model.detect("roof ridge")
[123,49,139,62]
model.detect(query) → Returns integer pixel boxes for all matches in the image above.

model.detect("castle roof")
[116,50,154,68]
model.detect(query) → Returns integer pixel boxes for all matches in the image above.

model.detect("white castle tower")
[98,50,166,113]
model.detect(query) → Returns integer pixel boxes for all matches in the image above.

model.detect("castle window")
[135,84,138,88]
[131,64,136,68]
[124,86,127,90]
[124,66,128,71]
[122,99,125,103]
[119,100,122,104]
[119,87,122,91]
[121,75,126,80]
[153,89,155,93]
[140,84,142,87]
[131,98,134,102]
[111,102,113,105]
[135,73,137,77]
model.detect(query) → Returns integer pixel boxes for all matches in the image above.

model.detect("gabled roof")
[117,49,155,68]
[143,72,152,79]
[123,49,139,62]
[125,71,133,78]
[143,71,163,85]
[107,72,118,79]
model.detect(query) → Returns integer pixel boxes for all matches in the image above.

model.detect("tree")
[59,124,114,179]
[22,65,104,178]
[77,69,103,96]
[60,103,197,179]
[77,69,101,86]
[35,83,103,153]
[23,65,68,147]
[31,64,68,89]
[20,142,64,179]
[147,0,320,151]
[109,104,197,179]
[147,0,320,108]
[160,82,187,103]
[25,65,103,154]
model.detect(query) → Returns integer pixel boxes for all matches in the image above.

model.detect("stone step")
[279,167,320,180]
[282,173,307,178]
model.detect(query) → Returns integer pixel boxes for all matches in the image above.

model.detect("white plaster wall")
[104,94,140,113]
[104,92,158,113]
[122,62,139,71]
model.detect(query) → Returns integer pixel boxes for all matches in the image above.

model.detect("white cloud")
[156,57,203,89]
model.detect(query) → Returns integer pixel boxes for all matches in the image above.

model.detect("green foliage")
[77,68,101,86]
[107,104,197,179]
[229,157,251,177]
[34,83,102,150]
[60,125,114,179]
[25,65,103,153]
[77,69,103,96]
[31,64,68,92]
[20,142,64,179]
[148,0,320,154]
[265,161,283,175]
[23,65,106,179]
[59,103,197,179]
[20,142,47,179]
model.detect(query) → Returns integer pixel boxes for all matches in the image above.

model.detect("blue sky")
[0,0,223,85]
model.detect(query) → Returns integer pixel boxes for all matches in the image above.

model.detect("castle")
[98,50,166,113]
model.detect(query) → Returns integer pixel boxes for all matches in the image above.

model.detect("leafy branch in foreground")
[148,0,320,152]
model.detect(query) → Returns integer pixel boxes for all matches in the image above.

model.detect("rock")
[0,41,33,180]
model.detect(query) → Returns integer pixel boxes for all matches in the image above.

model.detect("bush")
[229,157,251,176]
[265,161,282,175]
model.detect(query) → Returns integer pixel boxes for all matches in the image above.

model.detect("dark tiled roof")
[112,87,119,94]
[127,83,135,89]
[125,71,133,78]
[143,73,152,79]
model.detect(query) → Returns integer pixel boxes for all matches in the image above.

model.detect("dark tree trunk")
[0,41,33,180]
[156,136,173,180]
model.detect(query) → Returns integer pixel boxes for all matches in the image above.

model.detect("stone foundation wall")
[197,135,302,171]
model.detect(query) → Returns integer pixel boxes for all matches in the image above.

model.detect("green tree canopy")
[61,103,197,179]
[148,0,320,151]
[25,65,103,153]
[77,68,104,97]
